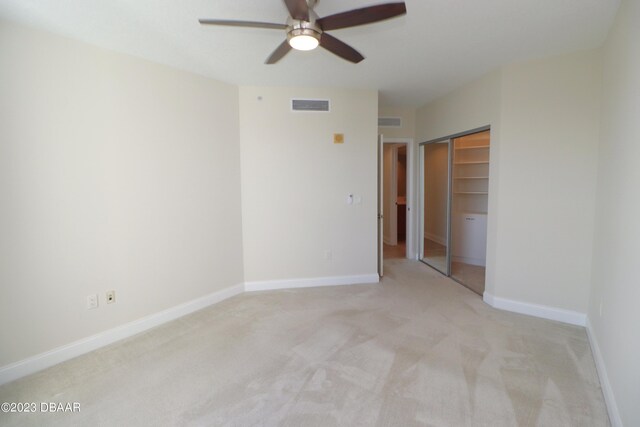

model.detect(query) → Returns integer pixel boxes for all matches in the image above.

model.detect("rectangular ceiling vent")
[378,117,402,127]
[291,99,330,112]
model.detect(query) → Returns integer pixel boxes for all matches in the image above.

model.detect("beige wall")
[416,71,502,141]
[416,71,502,292]
[589,0,640,425]
[378,106,416,141]
[416,50,602,312]
[239,87,378,281]
[496,50,601,311]
[0,21,244,366]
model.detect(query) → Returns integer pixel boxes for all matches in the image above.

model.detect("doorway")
[377,137,415,276]
[419,128,490,295]
[383,144,408,259]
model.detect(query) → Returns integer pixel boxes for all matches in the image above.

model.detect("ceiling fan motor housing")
[286,13,322,46]
[287,22,322,45]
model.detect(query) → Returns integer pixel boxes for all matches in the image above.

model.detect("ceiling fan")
[199,0,407,64]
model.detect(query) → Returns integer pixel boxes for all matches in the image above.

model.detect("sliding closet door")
[450,131,490,294]
[420,141,451,274]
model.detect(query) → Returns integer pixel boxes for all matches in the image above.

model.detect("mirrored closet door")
[450,130,490,294]
[419,140,451,275]
[419,129,490,295]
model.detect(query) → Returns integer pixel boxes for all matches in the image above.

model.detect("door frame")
[380,137,416,262]
[378,135,384,277]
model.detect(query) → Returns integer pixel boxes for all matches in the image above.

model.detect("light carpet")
[0,260,609,426]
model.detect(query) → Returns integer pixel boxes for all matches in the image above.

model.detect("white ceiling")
[0,0,620,107]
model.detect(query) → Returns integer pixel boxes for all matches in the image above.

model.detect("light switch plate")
[87,294,98,310]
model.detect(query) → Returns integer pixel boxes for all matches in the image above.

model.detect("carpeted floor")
[0,260,609,426]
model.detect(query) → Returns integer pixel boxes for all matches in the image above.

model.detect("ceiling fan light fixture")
[289,34,319,51]
[199,1,408,63]
[287,27,321,51]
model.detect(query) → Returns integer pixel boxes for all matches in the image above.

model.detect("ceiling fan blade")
[320,33,365,63]
[283,0,309,21]
[265,40,293,64]
[199,19,287,30]
[317,2,407,31]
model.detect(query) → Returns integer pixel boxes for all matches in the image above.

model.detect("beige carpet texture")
[0,260,609,426]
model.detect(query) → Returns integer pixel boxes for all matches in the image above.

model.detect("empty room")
[0,0,638,426]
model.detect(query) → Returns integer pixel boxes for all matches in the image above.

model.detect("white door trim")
[378,135,384,277]
[381,137,415,260]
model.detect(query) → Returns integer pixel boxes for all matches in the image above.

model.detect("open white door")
[388,145,399,246]
[378,134,384,277]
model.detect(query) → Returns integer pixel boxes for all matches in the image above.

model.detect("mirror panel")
[420,141,450,274]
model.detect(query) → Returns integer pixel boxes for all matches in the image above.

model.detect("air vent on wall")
[378,117,402,127]
[292,99,330,112]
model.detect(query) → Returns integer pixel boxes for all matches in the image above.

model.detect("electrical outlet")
[106,290,116,304]
[324,250,332,261]
[87,294,98,310]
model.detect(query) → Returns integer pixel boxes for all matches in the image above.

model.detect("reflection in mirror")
[421,141,449,274]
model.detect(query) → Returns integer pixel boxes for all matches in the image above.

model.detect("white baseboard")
[585,319,623,427]
[483,292,586,326]
[244,274,380,292]
[0,274,381,385]
[0,283,244,386]
[451,255,486,267]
